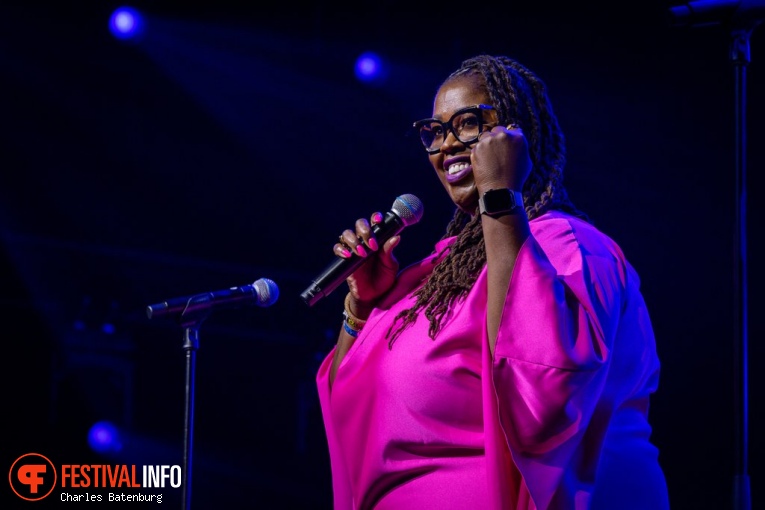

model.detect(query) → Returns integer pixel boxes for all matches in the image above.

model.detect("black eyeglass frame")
[412,104,497,154]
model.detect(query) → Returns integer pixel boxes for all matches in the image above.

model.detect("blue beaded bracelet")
[343,320,361,338]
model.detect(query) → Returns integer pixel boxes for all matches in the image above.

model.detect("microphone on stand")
[146,277,279,321]
[300,194,424,307]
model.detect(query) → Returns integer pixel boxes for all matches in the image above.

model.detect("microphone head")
[253,278,279,307]
[392,194,424,227]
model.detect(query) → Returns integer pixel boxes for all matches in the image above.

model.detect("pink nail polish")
[373,212,383,223]
[340,248,351,257]
[356,245,367,257]
[368,238,379,251]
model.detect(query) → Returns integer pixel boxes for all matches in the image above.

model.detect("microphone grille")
[392,194,424,226]
[253,278,279,307]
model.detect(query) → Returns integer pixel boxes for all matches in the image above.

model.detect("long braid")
[387,55,589,346]
[386,213,485,346]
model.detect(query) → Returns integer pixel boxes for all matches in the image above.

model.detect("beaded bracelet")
[343,292,368,330]
[342,320,360,338]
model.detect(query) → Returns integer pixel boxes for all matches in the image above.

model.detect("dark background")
[1,1,763,508]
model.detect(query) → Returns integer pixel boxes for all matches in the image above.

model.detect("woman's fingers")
[334,212,385,258]
[366,212,383,251]
[334,235,353,258]
[336,229,365,257]
[376,236,400,269]
[382,235,400,255]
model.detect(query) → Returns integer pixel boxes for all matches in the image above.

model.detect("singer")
[315,55,669,509]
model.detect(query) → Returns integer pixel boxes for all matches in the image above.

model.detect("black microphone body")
[147,278,279,320]
[301,194,423,307]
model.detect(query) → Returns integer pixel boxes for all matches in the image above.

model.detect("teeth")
[447,162,469,175]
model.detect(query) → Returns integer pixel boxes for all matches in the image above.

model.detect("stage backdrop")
[1,1,762,508]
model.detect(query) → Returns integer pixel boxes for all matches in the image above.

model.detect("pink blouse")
[316,211,669,509]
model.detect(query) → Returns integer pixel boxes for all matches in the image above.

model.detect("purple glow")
[109,7,143,40]
[355,52,385,83]
[88,421,123,454]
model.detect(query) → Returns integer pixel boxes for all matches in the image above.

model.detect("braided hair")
[386,55,589,346]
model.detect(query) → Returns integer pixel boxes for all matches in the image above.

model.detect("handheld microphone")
[146,278,279,320]
[300,194,424,307]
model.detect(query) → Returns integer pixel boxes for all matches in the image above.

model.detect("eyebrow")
[434,105,477,121]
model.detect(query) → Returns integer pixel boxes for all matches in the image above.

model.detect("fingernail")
[356,245,367,257]
[340,248,351,257]
[372,212,383,223]
[368,238,379,251]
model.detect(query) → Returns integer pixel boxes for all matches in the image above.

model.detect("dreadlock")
[386,55,590,347]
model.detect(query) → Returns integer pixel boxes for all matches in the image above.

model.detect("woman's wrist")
[343,292,373,338]
[346,293,374,321]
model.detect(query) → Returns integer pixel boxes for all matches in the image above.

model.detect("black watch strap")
[478,188,523,218]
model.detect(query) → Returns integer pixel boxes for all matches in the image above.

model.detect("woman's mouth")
[445,162,472,183]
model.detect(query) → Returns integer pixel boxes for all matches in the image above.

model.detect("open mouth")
[445,162,472,183]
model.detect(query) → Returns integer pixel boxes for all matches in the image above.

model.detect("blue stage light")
[355,52,386,84]
[88,421,123,454]
[109,7,143,40]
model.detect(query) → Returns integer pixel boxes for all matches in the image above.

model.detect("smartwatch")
[478,188,524,218]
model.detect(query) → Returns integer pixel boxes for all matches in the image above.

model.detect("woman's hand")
[334,211,400,317]
[470,124,532,193]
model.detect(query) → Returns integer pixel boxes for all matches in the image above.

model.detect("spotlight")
[355,52,387,84]
[88,421,123,454]
[109,7,144,40]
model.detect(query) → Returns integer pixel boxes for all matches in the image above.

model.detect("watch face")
[483,188,513,212]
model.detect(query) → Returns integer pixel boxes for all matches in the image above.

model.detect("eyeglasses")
[412,104,496,154]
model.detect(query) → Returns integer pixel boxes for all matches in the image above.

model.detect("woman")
[316,55,669,509]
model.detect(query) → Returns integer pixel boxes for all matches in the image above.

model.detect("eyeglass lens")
[419,110,484,152]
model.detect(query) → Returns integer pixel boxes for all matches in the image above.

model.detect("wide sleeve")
[481,218,629,509]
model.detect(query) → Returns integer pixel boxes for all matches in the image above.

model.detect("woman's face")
[427,74,494,214]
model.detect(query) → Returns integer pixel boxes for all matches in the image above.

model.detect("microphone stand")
[145,279,278,509]
[175,310,209,510]
[668,4,764,509]
[730,26,752,510]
